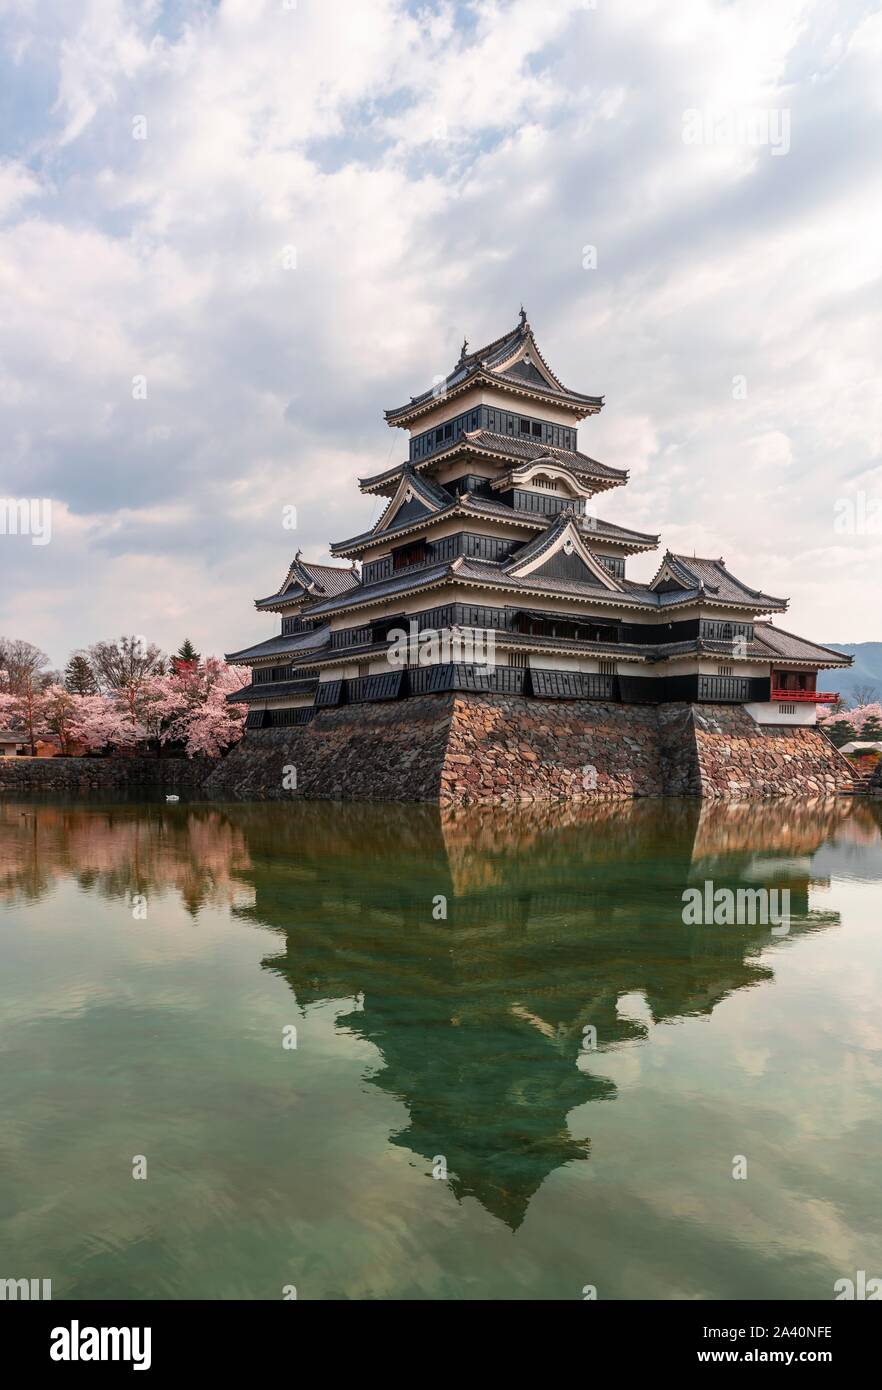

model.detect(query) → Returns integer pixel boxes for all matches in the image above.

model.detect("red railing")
[771,689,838,704]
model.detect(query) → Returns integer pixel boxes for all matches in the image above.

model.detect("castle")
[214,312,853,803]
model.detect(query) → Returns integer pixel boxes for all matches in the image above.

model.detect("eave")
[227,678,318,705]
[303,566,655,622]
[254,587,311,612]
[307,633,655,672]
[384,368,603,429]
[328,499,656,561]
[359,438,626,497]
[329,502,538,558]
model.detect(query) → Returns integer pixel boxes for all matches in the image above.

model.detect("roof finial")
[459,336,469,361]
[519,304,528,329]
[295,548,303,562]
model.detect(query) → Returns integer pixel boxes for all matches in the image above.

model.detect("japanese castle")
[228,311,849,727]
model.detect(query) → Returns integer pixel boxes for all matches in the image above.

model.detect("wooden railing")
[771,689,838,704]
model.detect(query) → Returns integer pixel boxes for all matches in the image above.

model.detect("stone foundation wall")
[0,755,206,796]
[203,695,854,804]
[684,704,856,799]
[440,696,664,803]
[203,696,455,802]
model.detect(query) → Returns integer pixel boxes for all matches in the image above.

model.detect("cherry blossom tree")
[0,689,21,733]
[150,658,245,758]
[2,649,245,759]
[69,695,144,753]
[41,685,83,755]
[0,687,50,754]
[819,702,882,745]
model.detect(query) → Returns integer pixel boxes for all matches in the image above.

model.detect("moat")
[1,796,880,1300]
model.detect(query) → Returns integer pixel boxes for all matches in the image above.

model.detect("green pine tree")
[823,719,855,748]
[176,638,200,663]
[64,652,98,695]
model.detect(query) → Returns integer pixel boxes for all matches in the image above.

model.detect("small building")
[225,311,852,730]
[0,729,25,756]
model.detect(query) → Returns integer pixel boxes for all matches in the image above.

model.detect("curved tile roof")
[750,623,853,665]
[226,624,331,663]
[384,316,603,423]
[255,558,360,609]
[330,494,657,557]
[650,552,788,611]
[359,430,626,494]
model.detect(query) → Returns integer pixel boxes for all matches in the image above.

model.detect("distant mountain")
[822,643,882,706]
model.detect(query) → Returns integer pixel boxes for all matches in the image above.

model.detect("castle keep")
[212,312,853,803]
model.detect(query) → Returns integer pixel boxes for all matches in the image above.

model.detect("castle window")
[532,422,542,437]
[519,418,530,433]
[392,539,428,571]
[508,651,528,668]
[719,664,733,677]
[599,659,618,676]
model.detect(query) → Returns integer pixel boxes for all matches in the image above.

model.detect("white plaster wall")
[745,701,817,726]
[405,385,580,433]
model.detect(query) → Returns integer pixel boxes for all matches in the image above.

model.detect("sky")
[0,0,880,669]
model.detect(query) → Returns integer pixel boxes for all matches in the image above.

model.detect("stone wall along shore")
[0,756,206,796]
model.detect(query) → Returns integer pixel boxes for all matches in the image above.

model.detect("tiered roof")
[749,624,853,667]
[647,552,787,611]
[384,310,603,427]
[359,432,626,497]
[227,313,849,692]
[254,554,359,612]
[301,549,792,623]
[330,495,658,559]
[226,623,331,665]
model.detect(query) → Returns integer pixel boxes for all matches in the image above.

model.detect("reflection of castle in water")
[1,797,879,1228]
[233,797,873,1228]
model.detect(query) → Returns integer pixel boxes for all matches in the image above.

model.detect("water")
[1,796,881,1301]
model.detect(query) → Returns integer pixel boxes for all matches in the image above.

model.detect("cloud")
[0,0,879,664]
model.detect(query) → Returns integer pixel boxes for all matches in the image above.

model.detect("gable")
[500,358,551,389]
[381,494,433,529]
[506,516,621,590]
[489,329,567,395]
[528,549,605,584]
[372,470,449,536]
[650,558,695,594]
